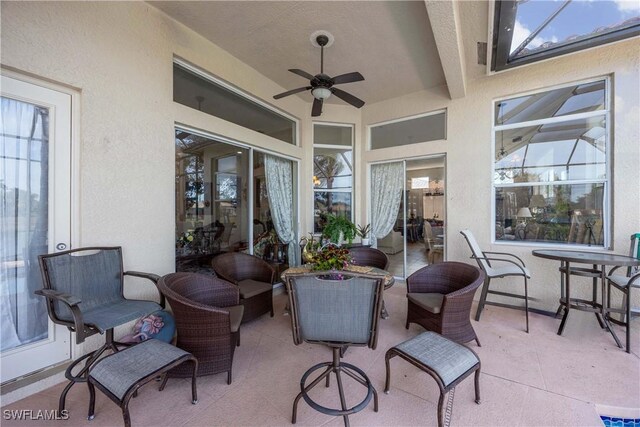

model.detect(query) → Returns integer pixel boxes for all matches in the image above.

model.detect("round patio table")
[281,264,395,318]
[532,249,640,348]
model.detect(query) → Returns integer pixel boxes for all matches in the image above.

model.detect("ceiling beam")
[424,0,467,99]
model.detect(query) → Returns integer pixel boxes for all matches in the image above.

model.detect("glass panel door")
[1,75,72,383]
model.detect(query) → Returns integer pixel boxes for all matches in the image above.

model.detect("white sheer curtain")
[370,162,404,247]
[1,97,49,351]
[264,154,299,266]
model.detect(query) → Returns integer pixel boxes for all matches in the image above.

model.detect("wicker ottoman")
[384,332,481,427]
[88,339,198,427]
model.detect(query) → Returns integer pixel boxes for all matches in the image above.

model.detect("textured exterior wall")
[1,0,638,401]
[361,38,640,312]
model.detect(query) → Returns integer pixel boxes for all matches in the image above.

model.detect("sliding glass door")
[174,129,297,273]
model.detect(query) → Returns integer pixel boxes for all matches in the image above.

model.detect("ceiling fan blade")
[331,72,365,85]
[311,98,323,117]
[331,88,365,108]
[273,86,311,99]
[289,69,316,80]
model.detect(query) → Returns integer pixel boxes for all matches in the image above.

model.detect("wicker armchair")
[348,246,389,270]
[211,252,275,322]
[406,262,485,346]
[157,273,243,386]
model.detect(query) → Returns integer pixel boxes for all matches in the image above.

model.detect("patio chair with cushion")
[36,247,163,412]
[284,271,385,426]
[406,262,485,345]
[211,252,275,322]
[460,230,531,333]
[606,232,640,353]
[157,272,243,385]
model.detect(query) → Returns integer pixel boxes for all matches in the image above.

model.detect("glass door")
[1,75,72,383]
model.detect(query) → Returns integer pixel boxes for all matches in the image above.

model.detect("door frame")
[1,67,81,383]
[367,154,447,279]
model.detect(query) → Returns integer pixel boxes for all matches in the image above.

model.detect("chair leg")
[334,369,350,427]
[475,337,481,347]
[626,288,632,353]
[437,392,445,427]
[191,360,198,404]
[524,277,529,333]
[159,375,170,391]
[474,369,481,404]
[87,381,96,420]
[475,278,491,321]
[384,352,393,393]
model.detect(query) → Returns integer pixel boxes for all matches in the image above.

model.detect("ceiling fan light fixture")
[312,87,332,100]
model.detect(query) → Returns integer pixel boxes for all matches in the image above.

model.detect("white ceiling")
[150,1,447,105]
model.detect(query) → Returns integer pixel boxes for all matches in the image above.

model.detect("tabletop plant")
[356,223,371,245]
[311,245,352,271]
[322,214,357,246]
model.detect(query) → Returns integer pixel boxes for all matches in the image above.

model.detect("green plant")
[311,245,352,271]
[322,214,357,245]
[356,223,371,239]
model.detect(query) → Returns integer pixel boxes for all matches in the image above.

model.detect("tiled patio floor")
[3,281,639,427]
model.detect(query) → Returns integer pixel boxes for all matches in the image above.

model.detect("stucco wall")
[361,38,640,312]
[1,0,638,401]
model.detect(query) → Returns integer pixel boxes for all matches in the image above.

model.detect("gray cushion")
[407,293,444,314]
[238,279,272,299]
[90,339,191,400]
[81,300,161,333]
[227,305,244,333]
[394,331,479,387]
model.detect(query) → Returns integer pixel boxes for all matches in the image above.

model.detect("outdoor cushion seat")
[385,331,481,427]
[73,300,162,333]
[88,339,197,427]
[607,274,632,288]
[238,279,273,299]
[407,293,444,314]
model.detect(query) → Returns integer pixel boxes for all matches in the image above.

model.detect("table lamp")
[517,207,532,225]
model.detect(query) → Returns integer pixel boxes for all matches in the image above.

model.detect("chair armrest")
[482,251,526,267]
[124,270,165,308]
[34,288,81,306]
[472,255,529,276]
[34,289,86,344]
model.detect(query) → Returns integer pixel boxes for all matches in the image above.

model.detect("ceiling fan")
[273,33,365,117]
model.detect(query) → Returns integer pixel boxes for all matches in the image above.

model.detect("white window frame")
[173,57,300,147]
[312,122,355,233]
[367,109,447,150]
[491,76,612,248]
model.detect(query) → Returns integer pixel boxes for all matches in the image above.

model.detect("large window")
[173,60,298,145]
[493,79,609,247]
[313,123,353,233]
[492,1,640,71]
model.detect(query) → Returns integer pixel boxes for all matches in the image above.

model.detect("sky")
[510,0,640,54]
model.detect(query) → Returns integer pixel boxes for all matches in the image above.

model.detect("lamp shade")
[517,207,532,218]
[312,87,332,100]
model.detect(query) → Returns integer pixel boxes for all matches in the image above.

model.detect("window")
[493,79,609,247]
[313,124,353,233]
[369,111,446,150]
[173,61,298,145]
[492,1,640,71]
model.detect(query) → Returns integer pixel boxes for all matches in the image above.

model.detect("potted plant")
[311,245,352,272]
[322,214,357,246]
[357,223,371,246]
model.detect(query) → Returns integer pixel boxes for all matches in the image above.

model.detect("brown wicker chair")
[348,246,389,270]
[406,262,485,346]
[157,272,243,386]
[211,252,275,322]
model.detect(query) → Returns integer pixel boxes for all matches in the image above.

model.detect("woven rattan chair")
[406,262,485,345]
[285,271,384,427]
[460,230,531,333]
[36,247,163,412]
[348,246,393,318]
[157,272,243,385]
[348,246,389,270]
[211,252,275,322]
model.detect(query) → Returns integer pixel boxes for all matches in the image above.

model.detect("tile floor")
[385,242,439,278]
[3,282,639,427]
